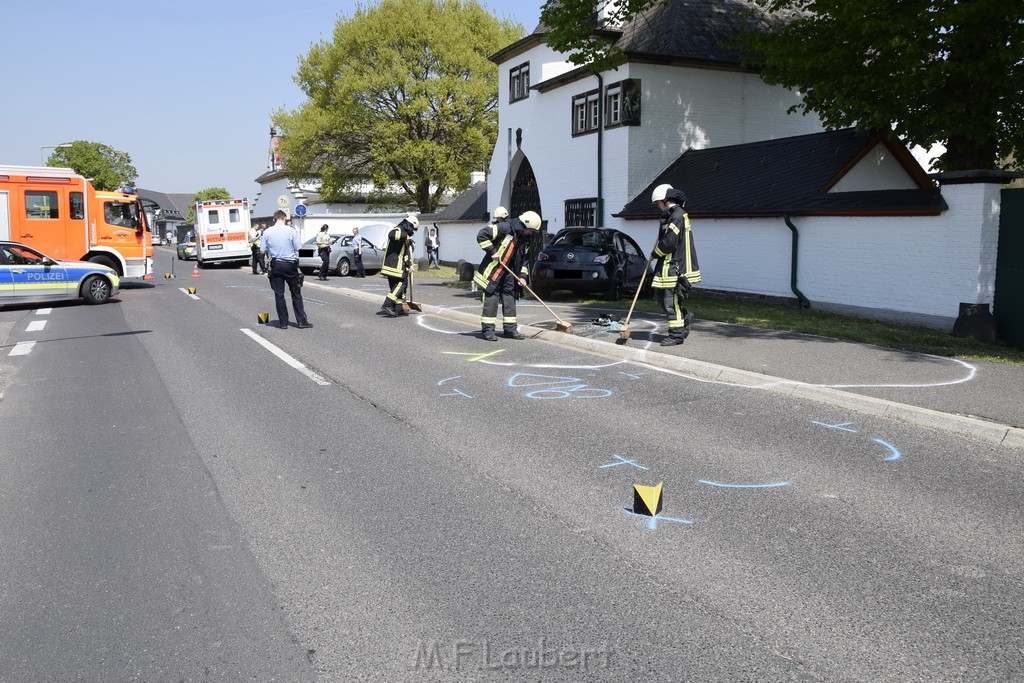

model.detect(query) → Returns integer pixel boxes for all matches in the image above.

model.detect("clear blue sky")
[0,1,541,198]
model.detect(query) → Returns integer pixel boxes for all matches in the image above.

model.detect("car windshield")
[552,230,609,249]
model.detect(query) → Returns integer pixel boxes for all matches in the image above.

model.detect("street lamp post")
[39,143,72,165]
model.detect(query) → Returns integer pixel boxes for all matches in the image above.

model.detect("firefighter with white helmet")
[650,183,700,345]
[474,209,540,340]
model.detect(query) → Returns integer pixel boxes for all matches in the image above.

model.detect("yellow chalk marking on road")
[633,481,663,517]
[442,350,507,362]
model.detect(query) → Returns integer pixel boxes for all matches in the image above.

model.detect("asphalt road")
[0,249,1021,681]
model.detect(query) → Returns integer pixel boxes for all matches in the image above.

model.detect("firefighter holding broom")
[380,214,419,317]
[474,208,541,341]
[650,184,700,346]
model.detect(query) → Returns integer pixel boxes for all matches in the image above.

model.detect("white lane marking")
[9,342,35,356]
[35,308,52,315]
[26,320,46,332]
[178,287,200,300]
[240,329,331,386]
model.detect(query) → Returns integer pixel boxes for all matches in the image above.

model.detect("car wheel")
[176,251,183,260]
[82,275,112,304]
[336,258,351,277]
[301,267,315,275]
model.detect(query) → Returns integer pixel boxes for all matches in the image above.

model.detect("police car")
[0,241,120,306]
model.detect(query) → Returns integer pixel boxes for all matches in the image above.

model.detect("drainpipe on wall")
[594,71,604,228]
[784,214,811,309]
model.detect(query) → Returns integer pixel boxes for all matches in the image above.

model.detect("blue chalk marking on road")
[698,480,790,489]
[623,509,694,530]
[599,454,649,470]
[873,438,902,461]
[619,371,644,379]
[437,376,462,386]
[812,421,858,433]
[441,388,473,399]
[507,372,583,387]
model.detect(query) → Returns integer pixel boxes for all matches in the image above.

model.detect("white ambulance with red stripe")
[194,198,250,267]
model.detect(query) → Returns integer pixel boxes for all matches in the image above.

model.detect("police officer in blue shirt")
[260,210,312,329]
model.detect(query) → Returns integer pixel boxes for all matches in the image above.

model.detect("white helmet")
[493,206,509,219]
[406,214,419,229]
[651,183,673,203]
[519,210,541,230]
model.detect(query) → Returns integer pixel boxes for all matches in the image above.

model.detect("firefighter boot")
[381,300,399,317]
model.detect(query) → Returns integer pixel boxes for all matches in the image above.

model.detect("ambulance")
[194,198,251,267]
[0,165,154,278]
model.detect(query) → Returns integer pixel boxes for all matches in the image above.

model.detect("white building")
[458,0,1008,332]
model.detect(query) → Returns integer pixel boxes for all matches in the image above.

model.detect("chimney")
[595,0,624,28]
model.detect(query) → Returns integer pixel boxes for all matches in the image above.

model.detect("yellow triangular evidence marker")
[633,481,663,517]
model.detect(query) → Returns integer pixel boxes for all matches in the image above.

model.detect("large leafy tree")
[274,0,523,213]
[46,140,138,190]
[540,0,1024,171]
[186,187,232,223]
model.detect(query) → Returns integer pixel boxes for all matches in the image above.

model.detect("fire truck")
[0,165,153,278]
[194,198,251,267]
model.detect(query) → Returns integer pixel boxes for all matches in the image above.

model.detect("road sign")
[295,204,307,216]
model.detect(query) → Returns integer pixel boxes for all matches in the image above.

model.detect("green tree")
[540,0,1024,171]
[274,0,523,213]
[185,187,232,223]
[46,140,138,190]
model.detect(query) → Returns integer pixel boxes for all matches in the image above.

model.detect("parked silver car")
[298,225,390,276]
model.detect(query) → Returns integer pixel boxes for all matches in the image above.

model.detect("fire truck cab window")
[25,191,58,219]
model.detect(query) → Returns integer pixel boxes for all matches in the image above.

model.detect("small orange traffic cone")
[192,264,200,278]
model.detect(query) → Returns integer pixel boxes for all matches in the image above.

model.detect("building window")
[509,62,530,103]
[571,89,600,136]
[606,84,622,127]
[565,198,598,227]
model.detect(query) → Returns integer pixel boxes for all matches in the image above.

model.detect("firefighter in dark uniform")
[650,183,700,345]
[380,214,418,317]
[474,208,541,341]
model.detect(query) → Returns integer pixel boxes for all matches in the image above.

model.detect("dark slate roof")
[136,188,188,220]
[617,128,946,219]
[420,182,488,224]
[616,0,802,66]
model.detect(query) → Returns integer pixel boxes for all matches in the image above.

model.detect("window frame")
[509,62,530,103]
[571,89,601,136]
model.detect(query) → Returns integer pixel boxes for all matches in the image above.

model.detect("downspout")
[594,71,604,227]
[783,214,811,309]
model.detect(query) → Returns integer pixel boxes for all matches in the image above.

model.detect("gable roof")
[616,0,801,67]
[617,128,946,219]
[136,188,189,221]
[420,182,488,224]
[493,0,801,70]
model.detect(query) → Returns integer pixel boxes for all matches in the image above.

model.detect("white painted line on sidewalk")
[9,342,35,356]
[178,287,200,300]
[36,308,52,315]
[26,320,46,332]
[240,329,331,386]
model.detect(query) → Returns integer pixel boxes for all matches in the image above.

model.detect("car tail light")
[593,254,610,264]
[536,252,550,261]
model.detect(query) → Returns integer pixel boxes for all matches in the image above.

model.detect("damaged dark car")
[530,227,648,301]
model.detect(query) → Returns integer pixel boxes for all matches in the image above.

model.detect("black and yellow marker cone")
[632,481,663,517]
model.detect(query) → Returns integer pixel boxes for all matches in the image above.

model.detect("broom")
[404,265,423,312]
[616,258,652,344]
[497,260,574,334]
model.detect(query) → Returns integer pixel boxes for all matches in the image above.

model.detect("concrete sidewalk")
[312,275,1024,451]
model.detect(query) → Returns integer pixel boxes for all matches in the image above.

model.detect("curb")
[310,281,1024,452]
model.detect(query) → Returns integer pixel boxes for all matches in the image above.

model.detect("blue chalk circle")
[873,438,902,461]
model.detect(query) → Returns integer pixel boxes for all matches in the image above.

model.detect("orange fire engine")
[0,165,153,278]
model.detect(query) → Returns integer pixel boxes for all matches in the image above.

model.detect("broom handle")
[496,260,566,323]
[622,258,652,326]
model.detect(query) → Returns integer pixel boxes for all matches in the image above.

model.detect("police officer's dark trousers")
[318,247,330,279]
[269,258,308,327]
[354,252,365,277]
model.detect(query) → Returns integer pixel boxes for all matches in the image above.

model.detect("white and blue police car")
[0,241,120,306]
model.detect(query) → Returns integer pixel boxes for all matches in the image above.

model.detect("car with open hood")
[529,227,648,300]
